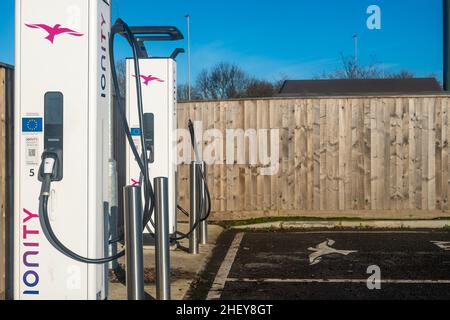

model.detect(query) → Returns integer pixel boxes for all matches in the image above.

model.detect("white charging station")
[14,0,111,300]
[126,58,178,236]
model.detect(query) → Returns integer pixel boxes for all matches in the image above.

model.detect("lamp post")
[185,14,191,100]
[352,34,358,65]
[444,0,450,91]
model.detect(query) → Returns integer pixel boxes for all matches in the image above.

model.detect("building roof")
[0,62,14,69]
[277,78,443,97]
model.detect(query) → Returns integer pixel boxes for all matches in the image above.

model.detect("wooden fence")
[1,66,6,298]
[177,96,450,220]
[0,63,13,299]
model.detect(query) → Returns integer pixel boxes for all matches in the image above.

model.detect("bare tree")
[178,83,200,102]
[196,69,213,100]
[246,79,275,98]
[196,62,250,100]
[317,54,382,79]
[316,54,416,81]
[272,74,289,94]
[177,83,189,102]
[386,69,415,79]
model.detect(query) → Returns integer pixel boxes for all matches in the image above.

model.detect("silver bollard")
[199,162,208,245]
[123,186,145,300]
[109,160,119,271]
[189,162,201,254]
[154,177,171,300]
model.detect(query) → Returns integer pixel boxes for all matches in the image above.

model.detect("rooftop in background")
[277,78,443,97]
[0,62,13,69]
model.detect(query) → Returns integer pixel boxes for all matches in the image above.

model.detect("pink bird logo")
[133,75,165,86]
[25,23,84,44]
[131,179,140,187]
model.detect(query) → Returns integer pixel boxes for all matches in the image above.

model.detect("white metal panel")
[88,0,111,300]
[14,0,110,300]
[126,58,178,235]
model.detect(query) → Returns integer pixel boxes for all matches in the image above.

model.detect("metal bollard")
[199,162,208,245]
[109,205,119,270]
[189,162,201,254]
[123,186,145,300]
[109,160,119,271]
[154,177,171,300]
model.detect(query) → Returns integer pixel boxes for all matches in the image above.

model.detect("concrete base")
[142,238,179,251]
[108,223,223,300]
[232,220,450,230]
[211,210,450,222]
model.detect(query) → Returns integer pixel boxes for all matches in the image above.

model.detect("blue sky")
[0,0,443,84]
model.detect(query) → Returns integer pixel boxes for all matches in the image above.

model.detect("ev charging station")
[125,34,184,237]
[14,0,111,299]
[11,0,208,301]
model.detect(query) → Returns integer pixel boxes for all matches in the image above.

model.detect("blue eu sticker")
[22,118,43,133]
[131,128,141,136]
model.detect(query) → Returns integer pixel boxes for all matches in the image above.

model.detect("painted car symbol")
[308,239,357,266]
[431,241,450,251]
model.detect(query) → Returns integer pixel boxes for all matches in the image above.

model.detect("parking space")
[190,230,450,300]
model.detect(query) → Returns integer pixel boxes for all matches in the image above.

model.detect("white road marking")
[431,241,450,251]
[289,231,446,234]
[226,278,450,284]
[308,239,357,265]
[207,232,245,300]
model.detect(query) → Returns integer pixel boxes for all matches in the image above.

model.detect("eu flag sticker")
[22,118,43,133]
[131,128,141,136]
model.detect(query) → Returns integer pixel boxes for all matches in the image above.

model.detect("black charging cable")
[38,19,155,264]
[171,120,212,241]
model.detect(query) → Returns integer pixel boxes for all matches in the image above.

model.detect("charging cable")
[38,19,155,264]
[172,119,212,241]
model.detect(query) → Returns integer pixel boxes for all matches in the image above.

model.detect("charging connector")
[43,157,56,175]
[38,151,60,183]
[37,18,159,265]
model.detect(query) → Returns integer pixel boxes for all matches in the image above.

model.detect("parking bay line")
[286,231,449,235]
[207,232,245,300]
[226,278,450,284]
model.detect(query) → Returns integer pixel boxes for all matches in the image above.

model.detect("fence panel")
[0,66,6,298]
[178,96,450,220]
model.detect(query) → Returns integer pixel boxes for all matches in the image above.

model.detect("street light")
[184,14,191,101]
[352,34,358,65]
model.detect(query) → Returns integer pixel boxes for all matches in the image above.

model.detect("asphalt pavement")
[188,229,450,300]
